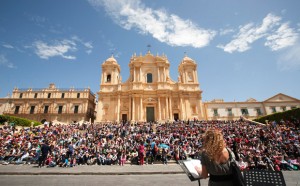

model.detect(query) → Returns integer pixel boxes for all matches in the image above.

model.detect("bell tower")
[100,55,121,86]
[178,55,199,85]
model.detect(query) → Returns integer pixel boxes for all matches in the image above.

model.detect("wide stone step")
[125,160,177,165]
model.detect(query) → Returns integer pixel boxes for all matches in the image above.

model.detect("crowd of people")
[0,118,299,171]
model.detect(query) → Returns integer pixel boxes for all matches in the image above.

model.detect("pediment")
[264,93,299,102]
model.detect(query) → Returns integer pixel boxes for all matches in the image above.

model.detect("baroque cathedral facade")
[96,51,204,122]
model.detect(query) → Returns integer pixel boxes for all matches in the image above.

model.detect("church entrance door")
[146,107,155,122]
[122,114,127,122]
[173,113,179,121]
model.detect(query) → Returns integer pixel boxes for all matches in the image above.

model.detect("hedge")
[0,115,41,127]
[254,108,300,124]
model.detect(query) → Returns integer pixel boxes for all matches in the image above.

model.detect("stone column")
[158,97,161,121]
[132,96,135,121]
[133,67,136,82]
[140,96,142,121]
[117,95,120,122]
[157,67,160,82]
[104,72,107,83]
[115,68,118,84]
[169,96,173,120]
[184,99,188,119]
[166,96,169,120]
[139,67,142,82]
[163,67,166,82]
[180,96,184,120]
[193,71,196,83]
[128,96,131,120]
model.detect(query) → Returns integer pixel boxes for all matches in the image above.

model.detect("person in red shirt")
[138,141,145,165]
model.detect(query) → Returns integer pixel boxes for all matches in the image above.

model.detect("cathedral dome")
[180,55,196,64]
[183,56,193,61]
[103,55,118,64]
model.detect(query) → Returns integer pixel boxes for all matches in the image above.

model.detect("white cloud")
[265,23,298,51]
[219,28,235,36]
[88,0,216,48]
[33,40,77,60]
[277,43,300,71]
[84,42,93,49]
[218,13,282,53]
[218,14,299,53]
[33,36,93,59]
[2,44,14,49]
[71,35,93,54]
[0,54,15,68]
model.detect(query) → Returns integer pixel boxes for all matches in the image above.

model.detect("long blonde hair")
[203,129,226,162]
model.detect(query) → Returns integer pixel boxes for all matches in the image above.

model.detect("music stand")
[178,160,202,186]
[244,169,286,186]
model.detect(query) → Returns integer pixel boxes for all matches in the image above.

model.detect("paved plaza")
[0,164,299,186]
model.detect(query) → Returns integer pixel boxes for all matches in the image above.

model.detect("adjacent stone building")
[2,83,96,124]
[204,93,300,120]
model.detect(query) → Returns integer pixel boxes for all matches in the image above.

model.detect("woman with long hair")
[196,129,236,186]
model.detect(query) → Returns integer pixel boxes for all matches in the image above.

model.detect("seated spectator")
[257,156,267,169]
[47,156,57,167]
[106,153,112,165]
[98,152,106,165]
[145,145,153,165]
[290,156,300,169]
[62,158,70,167]
[111,152,118,165]
[130,149,138,165]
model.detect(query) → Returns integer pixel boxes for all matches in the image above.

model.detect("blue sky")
[0,0,299,102]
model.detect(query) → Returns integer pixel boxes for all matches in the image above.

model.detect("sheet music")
[183,159,202,179]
